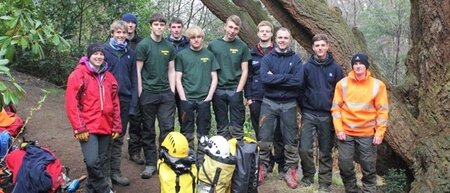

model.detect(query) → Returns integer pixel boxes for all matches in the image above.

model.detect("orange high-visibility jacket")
[331,70,388,138]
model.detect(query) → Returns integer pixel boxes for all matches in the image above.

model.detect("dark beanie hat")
[122,13,137,24]
[351,52,369,69]
[87,43,104,59]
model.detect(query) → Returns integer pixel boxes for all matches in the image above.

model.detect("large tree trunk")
[402,0,450,192]
[201,0,450,192]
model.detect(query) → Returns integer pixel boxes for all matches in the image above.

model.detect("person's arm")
[205,71,218,102]
[136,60,143,97]
[175,71,187,101]
[129,55,138,115]
[331,81,345,140]
[260,57,291,85]
[168,60,176,93]
[276,56,304,88]
[244,59,253,103]
[373,81,389,145]
[110,79,122,135]
[236,61,248,92]
[65,71,88,135]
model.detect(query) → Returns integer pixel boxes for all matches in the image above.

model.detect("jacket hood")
[269,48,296,57]
[167,35,189,45]
[251,43,274,57]
[77,56,109,75]
[307,52,334,67]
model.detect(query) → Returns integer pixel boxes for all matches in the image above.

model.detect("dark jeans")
[107,100,129,175]
[128,106,143,156]
[338,136,377,193]
[299,112,334,186]
[249,100,285,170]
[140,90,175,166]
[258,98,299,170]
[179,100,211,147]
[80,134,112,193]
[212,89,245,139]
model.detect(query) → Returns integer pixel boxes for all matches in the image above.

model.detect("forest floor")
[11,71,384,193]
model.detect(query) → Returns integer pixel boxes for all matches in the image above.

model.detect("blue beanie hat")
[122,13,137,24]
[351,52,369,69]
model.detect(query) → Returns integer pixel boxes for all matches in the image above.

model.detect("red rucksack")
[5,144,64,193]
[0,105,24,137]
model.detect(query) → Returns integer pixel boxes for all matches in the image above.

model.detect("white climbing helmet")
[205,135,230,159]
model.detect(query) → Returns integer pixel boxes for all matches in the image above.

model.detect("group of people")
[65,11,389,193]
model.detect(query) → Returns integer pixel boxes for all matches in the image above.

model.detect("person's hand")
[336,131,346,141]
[246,99,254,106]
[75,131,89,142]
[373,136,383,145]
[204,97,212,102]
[112,132,120,140]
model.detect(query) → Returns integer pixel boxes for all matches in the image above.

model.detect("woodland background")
[1,0,449,192]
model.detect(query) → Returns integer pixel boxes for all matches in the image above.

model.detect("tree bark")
[202,0,450,191]
[402,0,450,192]
[200,0,260,47]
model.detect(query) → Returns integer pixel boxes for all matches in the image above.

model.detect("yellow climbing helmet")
[161,132,189,158]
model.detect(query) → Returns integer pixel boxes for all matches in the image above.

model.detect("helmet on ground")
[161,132,189,158]
[205,136,230,159]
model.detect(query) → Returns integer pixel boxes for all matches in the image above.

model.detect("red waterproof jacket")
[65,57,122,135]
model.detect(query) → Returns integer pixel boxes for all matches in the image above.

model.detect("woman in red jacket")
[65,43,121,193]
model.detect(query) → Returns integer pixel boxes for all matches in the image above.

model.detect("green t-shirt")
[175,48,220,101]
[136,37,176,93]
[207,38,251,89]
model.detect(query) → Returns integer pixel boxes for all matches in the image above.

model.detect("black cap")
[87,43,104,59]
[351,52,369,69]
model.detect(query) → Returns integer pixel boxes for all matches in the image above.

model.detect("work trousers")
[140,90,175,166]
[338,135,377,193]
[299,112,334,186]
[212,89,245,140]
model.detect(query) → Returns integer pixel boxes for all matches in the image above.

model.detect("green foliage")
[0,49,25,106]
[384,168,407,193]
[0,0,69,105]
[358,0,410,85]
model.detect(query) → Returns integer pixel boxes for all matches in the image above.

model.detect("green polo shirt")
[175,48,220,101]
[136,37,176,93]
[207,38,251,89]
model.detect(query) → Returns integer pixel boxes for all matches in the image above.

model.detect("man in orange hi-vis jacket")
[331,52,388,193]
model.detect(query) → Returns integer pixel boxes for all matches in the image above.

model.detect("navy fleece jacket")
[103,43,138,114]
[300,53,344,116]
[260,49,303,102]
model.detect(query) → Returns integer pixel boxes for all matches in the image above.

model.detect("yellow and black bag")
[158,149,197,193]
[229,137,259,193]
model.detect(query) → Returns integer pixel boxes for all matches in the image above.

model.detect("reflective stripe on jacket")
[331,70,388,138]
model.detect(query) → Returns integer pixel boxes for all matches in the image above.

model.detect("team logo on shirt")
[161,50,170,55]
[201,57,209,63]
[230,48,239,54]
[252,61,259,65]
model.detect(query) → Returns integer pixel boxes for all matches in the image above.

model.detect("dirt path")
[13,71,349,193]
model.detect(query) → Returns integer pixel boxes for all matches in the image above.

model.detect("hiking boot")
[319,184,331,192]
[129,154,145,165]
[300,177,313,187]
[258,165,267,185]
[141,166,156,179]
[284,167,298,189]
[111,173,130,186]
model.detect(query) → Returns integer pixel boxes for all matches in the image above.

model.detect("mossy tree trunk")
[200,0,450,192]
